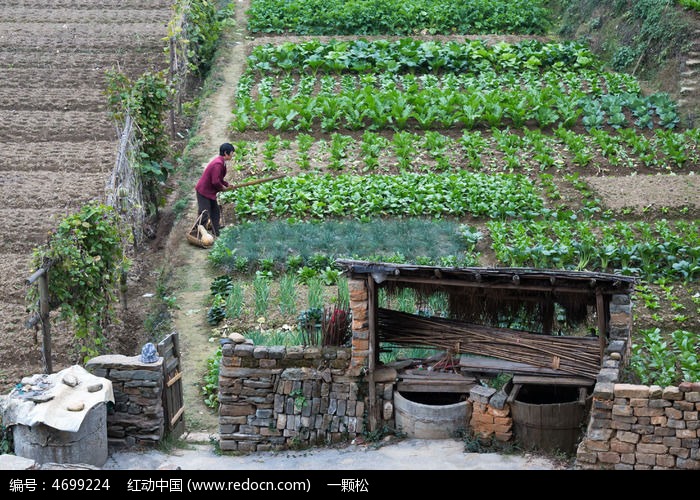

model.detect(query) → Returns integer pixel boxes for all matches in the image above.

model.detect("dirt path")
[104,438,571,470]
[164,7,251,436]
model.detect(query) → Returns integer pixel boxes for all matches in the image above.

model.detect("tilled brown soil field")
[0,0,173,392]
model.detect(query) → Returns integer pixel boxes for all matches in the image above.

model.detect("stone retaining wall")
[86,354,164,447]
[575,294,700,469]
[218,339,395,452]
[577,381,700,470]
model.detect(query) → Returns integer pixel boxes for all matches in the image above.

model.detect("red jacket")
[195,155,230,200]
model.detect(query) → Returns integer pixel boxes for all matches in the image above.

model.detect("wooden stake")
[367,277,378,433]
[27,268,51,374]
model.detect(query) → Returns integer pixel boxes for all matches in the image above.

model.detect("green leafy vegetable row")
[247,0,551,36]
[231,70,677,133]
[631,328,700,386]
[220,171,544,220]
[246,38,599,75]
[488,217,699,282]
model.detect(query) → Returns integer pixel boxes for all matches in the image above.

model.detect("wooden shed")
[336,259,637,435]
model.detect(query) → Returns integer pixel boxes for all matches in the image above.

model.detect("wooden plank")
[397,368,476,393]
[166,370,183,388]
[397,379,475,386]
[165,357,179,373]
[382,274,616,295]
[166,385,175,425]
[401,370,476,382]
[506,384,522,404]
[157,332,185,438]
[173,329,181,356]
[170,405,185,426]
[397,381,475,393]
[159,341,174,357]
[174,382,183,413]
[512,375,594,386]
[459,355,566,376]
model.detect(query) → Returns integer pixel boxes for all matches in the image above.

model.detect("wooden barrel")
[510,385,590,454]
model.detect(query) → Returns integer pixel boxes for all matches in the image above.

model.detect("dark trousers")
[196,192,222,236]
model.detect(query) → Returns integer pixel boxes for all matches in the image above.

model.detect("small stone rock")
[87,383,103,393]
[27,393,54,403]
[67,401,85,412]
[228,332,247,344]
[62,374,79,387]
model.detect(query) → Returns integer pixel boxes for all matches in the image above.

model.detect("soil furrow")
[0,110,115,142]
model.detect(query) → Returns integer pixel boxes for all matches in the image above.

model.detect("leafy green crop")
[631,328,700,385]
[221,171,543,220]
[247,0,551,36]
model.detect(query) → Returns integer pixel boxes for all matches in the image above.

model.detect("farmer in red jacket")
[195,143,235,237]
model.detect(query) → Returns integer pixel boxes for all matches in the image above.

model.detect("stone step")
[680,87,697,94]
[685,59,700,66]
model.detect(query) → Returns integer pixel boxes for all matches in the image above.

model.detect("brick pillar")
[348,278,369,376]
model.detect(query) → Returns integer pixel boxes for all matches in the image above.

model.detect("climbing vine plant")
[179,0,236,77]
[26,202,130,362]
[105,69,174,216]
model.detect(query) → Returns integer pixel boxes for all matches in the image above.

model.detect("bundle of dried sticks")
[377,308,600,379]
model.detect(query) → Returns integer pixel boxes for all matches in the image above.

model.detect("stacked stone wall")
[218,340,392,452]
[86,354,164,447]
[575,294,700,469]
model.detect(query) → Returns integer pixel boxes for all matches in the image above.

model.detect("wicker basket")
[186,211,214,248]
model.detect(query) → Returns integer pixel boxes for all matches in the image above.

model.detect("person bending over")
[195,142,235,237]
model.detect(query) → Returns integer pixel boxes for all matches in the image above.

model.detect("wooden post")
[367,276,378,433]
[542,294,553,336]
[169,36,176,139]
[596,288,606,364]
[27,268,52,374]
[119,270,128,311]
